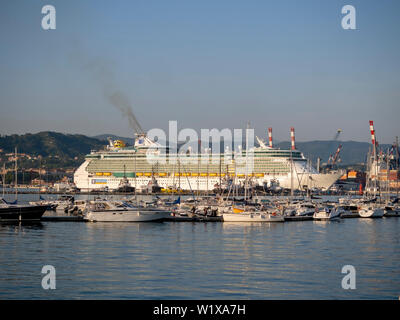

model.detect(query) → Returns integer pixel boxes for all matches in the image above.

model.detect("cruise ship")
[74,131,342,192]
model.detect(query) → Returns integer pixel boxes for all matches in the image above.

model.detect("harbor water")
[0,194,399,299]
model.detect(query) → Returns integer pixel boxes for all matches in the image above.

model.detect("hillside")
[0,132,106,158]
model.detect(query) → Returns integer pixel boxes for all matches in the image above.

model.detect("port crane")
[326,129,342,169]
[329,144,342,166]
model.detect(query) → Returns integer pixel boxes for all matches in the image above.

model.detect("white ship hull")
[74,134,342,192]
[222,212,284,222]
[74,163,342,192]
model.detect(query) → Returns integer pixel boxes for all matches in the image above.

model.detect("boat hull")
[222,212,284,222]
[313,212,341,221]
[84,210,170,222]
[313,208,343,221]
[359,208,384,218]
[0,205,47,221]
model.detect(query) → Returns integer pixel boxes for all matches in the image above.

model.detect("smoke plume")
[68,44,143,134]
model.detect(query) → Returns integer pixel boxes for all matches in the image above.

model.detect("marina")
[2,192,399,223]
[0,201,399,299]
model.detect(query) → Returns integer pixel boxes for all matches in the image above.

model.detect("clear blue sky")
[0,0,399,143]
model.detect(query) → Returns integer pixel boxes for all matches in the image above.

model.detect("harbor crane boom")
[331,144,342,166]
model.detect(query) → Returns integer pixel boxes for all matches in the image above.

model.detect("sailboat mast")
[14,147,18,202]
[2,163,5,198]
[219,153,222,194]
[244,122,250,201]
[134,150,137,197]
[197,154,199,197]
[396,136,399,199]
[386,148,390,204]
[290,149,293,197]
[178,158,181,192]
[365,148,371,198]
[370,121,378,199]
[290,127,296,198]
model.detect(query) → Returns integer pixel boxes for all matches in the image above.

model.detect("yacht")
[84,199,170,222]
[313,205,344,220]
[221,205,284,222]
[0,198,47,221]
[284,201,316,217]
[358,204,384,218]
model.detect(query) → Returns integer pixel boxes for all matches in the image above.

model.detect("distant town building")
[31,178,47,186]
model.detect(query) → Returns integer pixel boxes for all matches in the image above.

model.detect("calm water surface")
[0,194,399,299]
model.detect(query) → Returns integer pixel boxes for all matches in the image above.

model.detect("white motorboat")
[222,212,284,222]
[221,206,284,222]
[84,200,170,222]
[313,205,344,221]
[284,201,315,217]
[296,202,316,216]
[358,205,384,218]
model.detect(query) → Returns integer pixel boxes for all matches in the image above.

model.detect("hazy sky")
[0,0,399,143]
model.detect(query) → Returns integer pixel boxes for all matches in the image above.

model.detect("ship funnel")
[290,127,296,150]
[268,128,273,148]
[369,120,377,147]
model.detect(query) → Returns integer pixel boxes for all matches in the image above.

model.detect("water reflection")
[222,221,283,231]
[0,221,44,230]
[1,207,399,299]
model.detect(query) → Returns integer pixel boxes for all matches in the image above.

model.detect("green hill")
[0,131,106,158]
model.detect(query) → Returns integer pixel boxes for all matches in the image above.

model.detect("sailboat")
[221,206,284,222]
[359,142,384,218]
[221,123,284,222]
[0,148,47,221]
